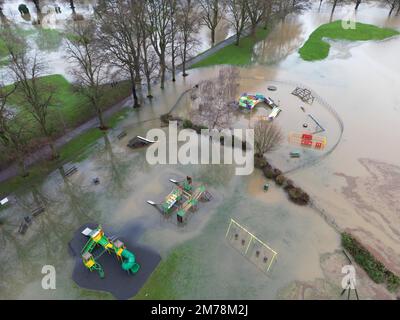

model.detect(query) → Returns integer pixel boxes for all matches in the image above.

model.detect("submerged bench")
[32,206,45,217]
[62,165,78,177]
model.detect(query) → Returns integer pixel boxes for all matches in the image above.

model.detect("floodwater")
[0,0,234,83]
[1,0,400,299]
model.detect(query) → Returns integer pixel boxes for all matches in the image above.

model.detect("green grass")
[0,27,35,60]
[342,233,400,292]
[0,107,131,196]
[190,28,269,68]
[299,20,400,61]
[5,74,131,140]
[135,249,186,299]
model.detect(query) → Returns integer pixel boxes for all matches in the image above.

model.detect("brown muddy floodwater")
[0,0,399,299]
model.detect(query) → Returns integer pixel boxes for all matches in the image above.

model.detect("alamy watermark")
[341,265,356,290]
[145,121,254,176]
[41,265,56,290]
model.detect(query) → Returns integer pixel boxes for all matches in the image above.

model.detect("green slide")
[121,249,140,274]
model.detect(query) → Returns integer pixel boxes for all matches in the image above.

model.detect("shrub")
[183,119,193,129]
[272,168,282,179]
[284,179,294,191]
[263,166,275,179]
[275,174,286,186]
[254,155,268,169]
[288,187,310,205]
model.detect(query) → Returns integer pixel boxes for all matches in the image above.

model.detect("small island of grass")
[299,20,400,61]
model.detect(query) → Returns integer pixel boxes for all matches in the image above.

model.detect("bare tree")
[199,0,223,47]
[31,0,40,13]
[386,0,400,15]
[191,67,239,129]
[69,0,76,15]
[65,21,109,130]
[139,35,159,99]
[177,0,200,76]
[227,0,249,46]
[96,0,141,107]
[254,120,283,156]
[245,0,267,37]
[3,30,58,159]
[146,0,173,90]
[169,0,179,82]
[0,81,30,176]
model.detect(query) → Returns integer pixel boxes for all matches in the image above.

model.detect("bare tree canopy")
[95,0,142,107]
[176,0,201,76]
[199,0,224,46]
[227,0,249,46]
[65,20,109,130]
[254,120,283,156]
[146,0,173,90]
[191,66,239,129]
[2,28,58,159]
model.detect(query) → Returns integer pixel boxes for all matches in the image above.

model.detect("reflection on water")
[1,0,400,299]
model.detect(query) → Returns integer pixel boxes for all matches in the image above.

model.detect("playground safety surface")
[69,223,161,300]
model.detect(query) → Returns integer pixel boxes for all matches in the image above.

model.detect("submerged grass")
[0,108,131,196]
[299,21,400,61]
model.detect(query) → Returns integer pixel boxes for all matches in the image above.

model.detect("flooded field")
[0,0,399,299]
[0,0,234,83]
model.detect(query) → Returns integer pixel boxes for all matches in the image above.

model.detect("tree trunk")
[182,42,188,77]
[18,156,29,177]
[41,124,59,159]
[48,141,59,160]
[130,70,140,108]
[211,28,216,46]
[396,3,400,15]
[33,0,40,13]
[97,106,107,130]
[69,0,76,15]
[146,78,153,98]
[160,57,166,90]
[251,24,257,38]
[171,53,176,82]
[389,2,396,16]
[235,31,240,46]
[355,0,361,10]
[331,0,338,16]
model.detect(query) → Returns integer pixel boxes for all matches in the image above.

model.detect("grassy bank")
[342,233,400,292]
[1,74,131,166]
[190,28,269,68]
[299,21,400,61]
[0,107,131,195]
[6,74,131,132]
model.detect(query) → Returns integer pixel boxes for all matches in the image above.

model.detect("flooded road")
[1,0,399,299]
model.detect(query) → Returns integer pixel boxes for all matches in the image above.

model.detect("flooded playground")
[1,0,400,299]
